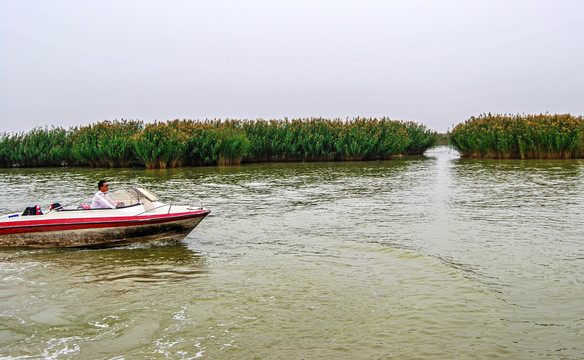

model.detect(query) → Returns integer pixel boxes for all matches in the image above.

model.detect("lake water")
[0,146,583,359]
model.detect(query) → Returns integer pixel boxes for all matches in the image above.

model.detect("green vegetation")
[133,120,188,169]
[69,120,143,167]
[0,127,70,167]
[435,133,449,146]
[403,121,438,155]
[5,113,584,166]
[449,113,584,159]
[241,118,435,162]
[0,118,437,168]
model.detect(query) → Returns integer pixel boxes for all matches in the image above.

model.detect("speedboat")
[0,186,210,248]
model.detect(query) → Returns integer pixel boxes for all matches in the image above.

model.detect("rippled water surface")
[1,147,583,359]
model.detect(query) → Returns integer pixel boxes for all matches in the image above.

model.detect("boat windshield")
[130,187,159,202]
[103,188,160,206]
[108,189,141,207]
[55,187,160,211]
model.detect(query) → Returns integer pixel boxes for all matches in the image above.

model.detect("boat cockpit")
[54,186,162,212]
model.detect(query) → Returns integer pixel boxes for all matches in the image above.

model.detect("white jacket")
[91,191,117,209]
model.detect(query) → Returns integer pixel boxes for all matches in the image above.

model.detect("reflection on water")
[1,147,584,359]
[1,242,207,286]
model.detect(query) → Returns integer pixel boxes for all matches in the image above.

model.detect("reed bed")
[0,118,437,168]
[69,120,143,167]
[242,118,436,162]
[449,113,584,159]
[0,127,70,167]
[133,120,188,169]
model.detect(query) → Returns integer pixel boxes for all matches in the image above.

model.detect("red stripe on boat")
[0,210,211,235]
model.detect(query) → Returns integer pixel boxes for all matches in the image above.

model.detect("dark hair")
[98,180,107,189]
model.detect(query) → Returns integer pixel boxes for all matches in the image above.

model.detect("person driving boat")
[91,180,118,209]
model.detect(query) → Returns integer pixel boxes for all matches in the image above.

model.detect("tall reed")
[214,121,250,165]
[241,117,429,162]
[402,122,438,155]
[69,120,143,167]
[0,127,70,167]
[133,120,189,169]
[337,117,411,160]
[449,113,584,159]
[0,117,438,168]
[240,119,283,162]
[182,120,220,166]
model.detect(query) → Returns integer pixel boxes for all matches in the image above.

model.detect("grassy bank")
[0,118,437,168]
[449,113,584,159]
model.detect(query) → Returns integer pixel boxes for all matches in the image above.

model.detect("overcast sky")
[1,0,583,133]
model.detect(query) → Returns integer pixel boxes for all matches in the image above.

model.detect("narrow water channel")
[1,146,583,359]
